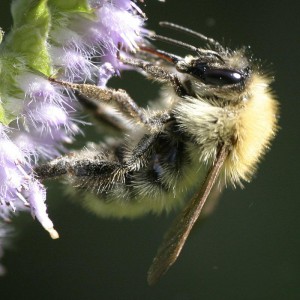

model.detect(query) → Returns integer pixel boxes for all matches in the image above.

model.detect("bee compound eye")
[203,69,243,85]
[188,62,244,86]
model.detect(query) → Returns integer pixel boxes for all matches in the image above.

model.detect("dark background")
[0,0,299,299]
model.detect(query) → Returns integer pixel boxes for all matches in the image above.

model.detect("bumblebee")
[36,22,278,285]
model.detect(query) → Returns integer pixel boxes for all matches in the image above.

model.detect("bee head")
[150,22,252,102]
[176,51,250,87]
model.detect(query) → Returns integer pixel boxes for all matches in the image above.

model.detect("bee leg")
[56,79,176,131]
[76,92,132,132]
[50,78,152,128]
[35,134,158,182]
[119,57,187,96]
[34,154,71,180]
[34,152,123,182]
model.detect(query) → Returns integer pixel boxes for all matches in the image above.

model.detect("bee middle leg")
[50,78,150,128]
[51,77,175,132]
[76,92,132,132]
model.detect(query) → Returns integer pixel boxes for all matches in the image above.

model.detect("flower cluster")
[0,0,147,273]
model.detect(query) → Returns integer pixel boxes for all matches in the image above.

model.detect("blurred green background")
[0,0,299,299]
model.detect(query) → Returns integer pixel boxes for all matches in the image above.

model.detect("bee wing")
[147,145,228,286]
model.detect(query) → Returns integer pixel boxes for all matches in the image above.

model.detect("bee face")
[181,54,248,83]
[175,51,252,103]
[150,31,252,103]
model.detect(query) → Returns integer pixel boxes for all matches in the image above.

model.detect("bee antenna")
[151,34,224,63]
[159,22,224,51]
[151,34,199,53]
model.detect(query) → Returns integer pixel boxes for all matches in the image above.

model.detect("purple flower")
[0,0,147,273]
[0,125,58,238]
[27,181,59,239]
[51,0,148,81]
[17,73,81,158]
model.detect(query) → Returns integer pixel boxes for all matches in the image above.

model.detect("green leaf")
[0,0,93,125]
[7,0,52,75]
[49,0,91,13]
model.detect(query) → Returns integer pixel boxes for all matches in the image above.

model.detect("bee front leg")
[119,57,187,97]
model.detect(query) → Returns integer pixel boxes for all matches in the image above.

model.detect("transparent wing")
[147,145,228,286]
